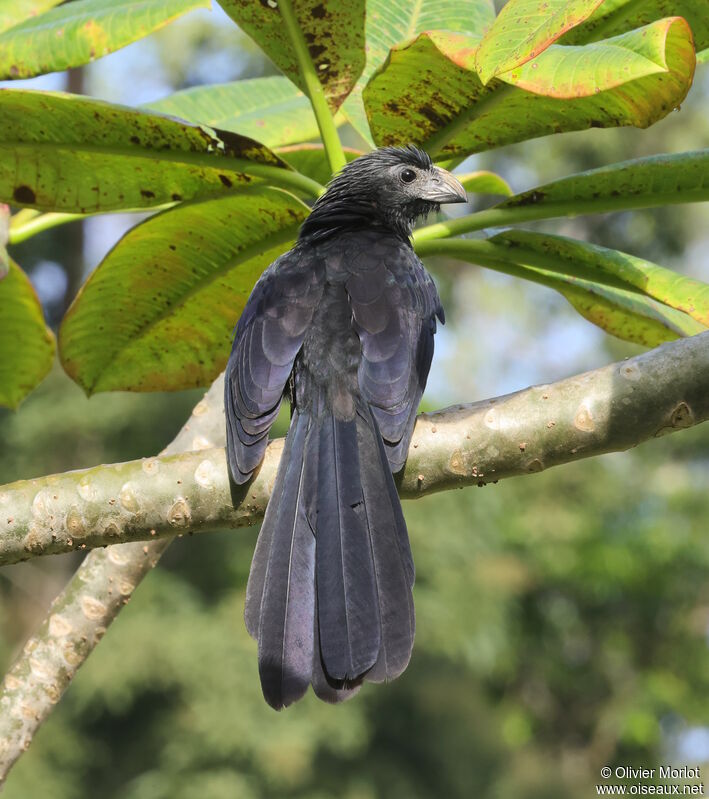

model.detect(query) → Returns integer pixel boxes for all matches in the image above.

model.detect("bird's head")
[299,146,467,242]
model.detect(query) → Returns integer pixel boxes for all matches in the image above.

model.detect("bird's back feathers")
[226,146,453,708]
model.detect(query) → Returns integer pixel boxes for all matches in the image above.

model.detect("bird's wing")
[225,246,324,484]
[344,235,443,472]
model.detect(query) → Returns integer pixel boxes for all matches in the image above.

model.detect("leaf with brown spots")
[489,230,709,329]
[364,19,695,158]
[343,0,495,145]
[0,257,55,408]
[0,90,300,214]
[59,187,310,394]
[0,0,209,80]
[555,278,704,347]
[218,0,365,111]
[425,238,704,347]
[495,150,709,216]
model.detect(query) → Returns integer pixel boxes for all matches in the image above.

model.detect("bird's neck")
[299,194,427,244]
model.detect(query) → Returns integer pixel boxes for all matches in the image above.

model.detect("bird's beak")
[420,167,468,204]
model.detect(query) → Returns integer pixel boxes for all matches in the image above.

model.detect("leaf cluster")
[0,0,707,407]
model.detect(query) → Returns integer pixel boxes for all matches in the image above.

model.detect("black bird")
[225,146,467,709]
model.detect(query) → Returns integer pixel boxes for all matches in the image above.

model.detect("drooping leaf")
[489,230,709,327]
[458,171,512,195]
[364,20,695,158]
[499,19,694,98]
[475,0,603,84]
[60,188,309,394]
[0,0,63,35]
[699,48,709,65]
[418,238,703,347]
[555,276,704,346]
[217,0,365,112]
[276,144,362,185]
[145,77,321,148]
[0,0,209,80]
[0,90,310,215]
[343,0,495,145]
[564,0,709,51]
[494,150,709,220]
[0,258,55,408]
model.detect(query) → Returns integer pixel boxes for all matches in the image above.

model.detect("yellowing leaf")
[475,0,603,84]
[364,20,695,158]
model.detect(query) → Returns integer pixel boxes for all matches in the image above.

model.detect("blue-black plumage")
[224,146,467,709]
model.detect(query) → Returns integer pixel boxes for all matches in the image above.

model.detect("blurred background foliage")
[1,5,709,798]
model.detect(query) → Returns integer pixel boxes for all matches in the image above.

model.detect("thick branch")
[2,332,708,565]
[0,331,707,782]
[0,377,227,782]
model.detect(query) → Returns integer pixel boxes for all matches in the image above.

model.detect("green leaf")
[276,144,362,185]
[495,150,709,219]
[145,77,321,148]
[475,0,603,84]
[0,90,323,215]
[499,19,693,98]
[563,0,709,51]
[364,21,695,158]
[343,0,495,145]
[59,188,309,394]
[699,47,709,65]
[217,0,365,112]
[0,0,63,35]
[417,238,703,347]
[555,276,703,346]
[0,0,209,80]
[458,171,512,195]
[413,151,709,243]
[0,258,55,408]
[489,230,709,327]
[361,0,494,80]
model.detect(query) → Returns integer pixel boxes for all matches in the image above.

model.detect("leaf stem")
[414,237,634,293]
[413,206,536,243]
[278,0,346,175]
[9,212,85,245]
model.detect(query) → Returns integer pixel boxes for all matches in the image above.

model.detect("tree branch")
[0,377,227,783]
[1,331,708,781]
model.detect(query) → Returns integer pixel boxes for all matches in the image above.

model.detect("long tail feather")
[244,411,303,639]
[252,412,316,709]
[316,414,381,681]
[247,402,416,706]
[311,591,363,703]
[357,409,415,683]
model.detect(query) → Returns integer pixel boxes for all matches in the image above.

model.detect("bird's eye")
[400,168,417,184]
